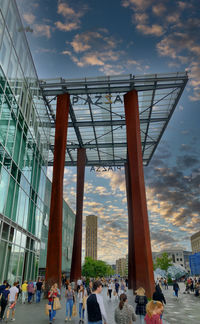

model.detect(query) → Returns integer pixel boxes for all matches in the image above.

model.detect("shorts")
[8,301,16,309]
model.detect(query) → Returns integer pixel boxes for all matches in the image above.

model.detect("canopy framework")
[39,72,188,167]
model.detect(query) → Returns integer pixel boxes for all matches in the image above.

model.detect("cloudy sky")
[17,0,200,264]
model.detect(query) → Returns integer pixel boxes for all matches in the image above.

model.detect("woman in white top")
[107,280,114,299]
[77,284,87,322]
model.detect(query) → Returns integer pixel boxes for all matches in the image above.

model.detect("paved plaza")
[3,283,200,324]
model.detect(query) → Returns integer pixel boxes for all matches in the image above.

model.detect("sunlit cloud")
[34,24,51,38]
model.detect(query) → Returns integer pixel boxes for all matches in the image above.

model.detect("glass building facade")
[0,0,75,283]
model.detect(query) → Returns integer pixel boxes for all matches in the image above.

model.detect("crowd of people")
[1,275,200,323]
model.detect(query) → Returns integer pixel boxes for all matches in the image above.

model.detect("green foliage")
[167,275,173,285]
[155,252,173,271]
[82,257,114,278]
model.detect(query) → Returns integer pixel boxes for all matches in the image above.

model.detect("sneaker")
[11,319,15,321]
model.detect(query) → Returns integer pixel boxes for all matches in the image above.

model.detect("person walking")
[36,279,43,303]
[114,293,137,324]
[21,281,28,304]
[65,284,75,321]
[115,281,120,297]
[107,280,113,300]
[87,280,108,324]
[173,281,180,298]
[27,280,34,303]
[144,300,163,324]
[78,284,87,322]
[152,285,166,305]
[48,284,58,324]
[86,281,93,296]
[6,282,19,322]
[135,287,148,324]
[0,283,10,322]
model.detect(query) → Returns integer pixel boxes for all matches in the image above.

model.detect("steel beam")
[70,148,86,282]
[45,93,70,290]
[124,89,154,298]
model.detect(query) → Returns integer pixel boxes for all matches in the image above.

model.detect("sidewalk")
[4,284,200,324]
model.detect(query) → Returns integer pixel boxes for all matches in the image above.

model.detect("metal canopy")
[39,72,188,167]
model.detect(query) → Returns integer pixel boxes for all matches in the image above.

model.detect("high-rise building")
[116,257,126,277]
[191,231,200,253]
[85,215,98,260]
[0,1,75,283]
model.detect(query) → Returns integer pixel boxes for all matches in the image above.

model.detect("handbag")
[9,302,16,309]
[45,304,51,315]
[82,295,87,309]
[53,297,61,310]
[72,303,77,317]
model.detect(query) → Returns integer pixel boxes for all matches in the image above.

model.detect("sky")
[16,0,200,264]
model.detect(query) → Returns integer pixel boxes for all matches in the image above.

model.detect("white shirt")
[9,286,19,302]
[96,293,108,323]
[77,279,82,286]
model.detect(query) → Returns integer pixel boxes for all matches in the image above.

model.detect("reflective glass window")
[4,175,15,219]
[2,222,9,240]
[0,166,10,213]
[0,0,10,18]
[0,12,4,49]
[0,240,7,282]
[6,117,17,156]
[0,29,11,75]
[13,123,22,164]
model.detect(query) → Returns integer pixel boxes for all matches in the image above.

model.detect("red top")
[144,314,163,324]
[48,290,58,302]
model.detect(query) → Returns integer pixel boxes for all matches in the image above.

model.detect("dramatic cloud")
[23,13,36,24]
[55,1,88,31]
[62,29,146,74]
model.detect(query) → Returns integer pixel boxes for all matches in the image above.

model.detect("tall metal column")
[70,148,86,282]
[45,93,70,289]
[125,162,135,290]
[124,90,154,298]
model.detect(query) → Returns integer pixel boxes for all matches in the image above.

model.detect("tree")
[154,252,173,271]
[82,257,114,278]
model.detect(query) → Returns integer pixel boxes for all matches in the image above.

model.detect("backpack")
[138,296,145,305]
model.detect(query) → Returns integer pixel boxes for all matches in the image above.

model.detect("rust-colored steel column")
[125,162,135,290]
[124,90,154,298]
[70,148,86,282]
[45,94,70,290]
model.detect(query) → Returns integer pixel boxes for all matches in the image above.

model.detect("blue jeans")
[140,315,145,324]
[36,290,41,303]
[66,299,73,318]
[49,301,56,322]
[79,303,85,319]
[174,289,179,297]
[28,292,32,302]
[88,321,102,324]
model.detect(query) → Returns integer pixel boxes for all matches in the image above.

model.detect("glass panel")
[0,166,9,213]
[7,244,20,283]
[13,123,22,164]
[2,222,9,240]
[4,176,15,218]
[0,29,11,75]
[0,240,7,282]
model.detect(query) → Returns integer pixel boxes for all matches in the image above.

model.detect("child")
[135,287,148,324]
[144,300,163,324]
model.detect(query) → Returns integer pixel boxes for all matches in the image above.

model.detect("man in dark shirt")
[0,284,10,321]
[87,280,107,324]
[36,279,43,303]
[0,280,7,294]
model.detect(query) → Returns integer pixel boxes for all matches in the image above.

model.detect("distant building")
[116,258,126,277]
[153,249,192,273]
[85,215,98,260]
[191,231,200,253]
